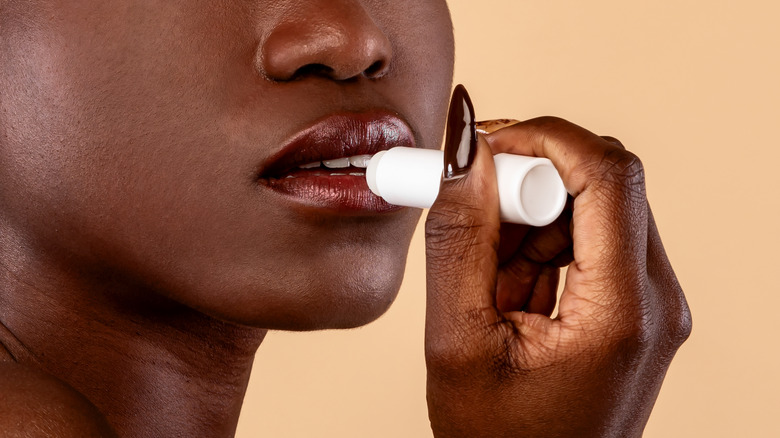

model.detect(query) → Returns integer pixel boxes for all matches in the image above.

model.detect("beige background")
[237,1,780,436]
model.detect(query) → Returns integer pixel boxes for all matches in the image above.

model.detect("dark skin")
[426,120,692,437]
[0,0,690,437]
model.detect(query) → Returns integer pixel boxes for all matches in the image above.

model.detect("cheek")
[0,2,250,253]
[0,0,452,329]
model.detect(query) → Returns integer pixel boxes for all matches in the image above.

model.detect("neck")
[0,239,267,437]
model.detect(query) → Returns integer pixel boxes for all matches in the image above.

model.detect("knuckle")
[663,285,693,349]
[598,283,693,359]
[670,303,693,347]
[593,148,645,188]
[578,148,647,210]
[528,115,568,128]
[524,116,572,139]
[600,135,626,149]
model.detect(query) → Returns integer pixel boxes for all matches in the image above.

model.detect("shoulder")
[0,361,117,437]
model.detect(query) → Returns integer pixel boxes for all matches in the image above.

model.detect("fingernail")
[475,118,521,135]
[443,84,477,180]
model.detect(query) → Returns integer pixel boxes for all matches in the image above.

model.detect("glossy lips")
[258,112,416,213]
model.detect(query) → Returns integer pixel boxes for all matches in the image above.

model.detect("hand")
[424,108,692,436]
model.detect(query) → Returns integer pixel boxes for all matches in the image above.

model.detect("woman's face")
[0,1,454,329]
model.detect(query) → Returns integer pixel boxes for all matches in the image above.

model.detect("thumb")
[425,85,502,355]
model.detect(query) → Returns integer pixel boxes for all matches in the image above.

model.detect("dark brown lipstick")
[258,111,416,213]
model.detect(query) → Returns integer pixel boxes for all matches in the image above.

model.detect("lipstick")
[258,111,415,213]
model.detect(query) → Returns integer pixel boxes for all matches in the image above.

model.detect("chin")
[215,270,405,331]
[181,238,411,331]
[233,217,418,331]
[130,205,423,332]
[301,281,402,331]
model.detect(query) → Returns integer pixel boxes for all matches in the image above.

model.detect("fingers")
[514,204,573,265]
[425,85,505,358]
[485,117,650,329]
[523,264,559,315]
[496,223,531,265]
[496,257,559,315]
[495,208,572,314]
[425,137,501,343]
[495,255,538,312]
[425,111,690,438]
[600,135,625,149]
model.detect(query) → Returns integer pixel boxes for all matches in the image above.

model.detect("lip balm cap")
[493,153,567,227]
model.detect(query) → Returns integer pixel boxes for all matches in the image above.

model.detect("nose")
[258,1,393,82]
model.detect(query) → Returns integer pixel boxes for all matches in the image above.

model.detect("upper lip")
[258,111,416,178]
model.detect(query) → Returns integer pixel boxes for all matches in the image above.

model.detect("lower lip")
[260,169,403,214]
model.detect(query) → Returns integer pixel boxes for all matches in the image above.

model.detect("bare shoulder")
[0,361,117,437]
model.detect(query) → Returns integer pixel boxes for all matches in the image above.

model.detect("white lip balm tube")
[366,147,567,227]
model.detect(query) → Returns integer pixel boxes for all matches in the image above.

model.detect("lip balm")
[366,147,567,227]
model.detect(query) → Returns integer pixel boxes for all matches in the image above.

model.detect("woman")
[0,1,691,436]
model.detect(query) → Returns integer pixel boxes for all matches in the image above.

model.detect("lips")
[258,111,417,213]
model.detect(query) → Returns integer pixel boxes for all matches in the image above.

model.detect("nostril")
[290,64,335,81]
[363,60,387,79]
[258,3,394,83]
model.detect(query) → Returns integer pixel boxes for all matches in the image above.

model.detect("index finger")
[486,117,650,328]
[485,117,639,196]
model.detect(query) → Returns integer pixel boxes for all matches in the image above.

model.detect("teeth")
[297,154,375,171]
[349,155,372,168]
[321,158,351,169]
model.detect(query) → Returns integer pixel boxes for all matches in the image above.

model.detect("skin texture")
[0,1,691,437]
[0,362,117,438]
[0,0,454,436]
[425,116,692,437]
